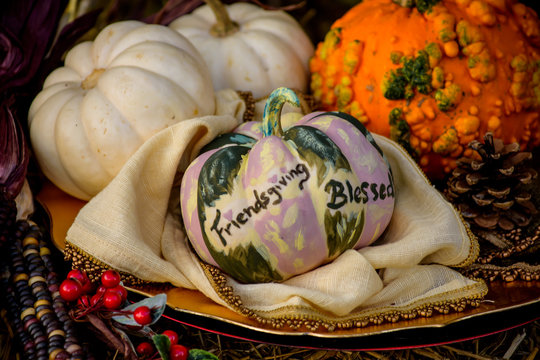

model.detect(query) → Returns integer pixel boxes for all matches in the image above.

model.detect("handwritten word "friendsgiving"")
[210,163,310,246]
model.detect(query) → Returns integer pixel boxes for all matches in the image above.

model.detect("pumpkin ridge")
[95,66,202,136]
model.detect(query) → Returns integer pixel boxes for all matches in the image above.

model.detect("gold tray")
[37,182,540,350]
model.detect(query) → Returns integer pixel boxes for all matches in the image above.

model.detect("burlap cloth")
[65,89,487,326]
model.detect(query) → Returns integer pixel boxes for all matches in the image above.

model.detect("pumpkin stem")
[262,87,301,137]
[205,0,239,37]
[81,68,105,90]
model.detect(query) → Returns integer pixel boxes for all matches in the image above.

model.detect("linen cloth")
[66,90,486,322]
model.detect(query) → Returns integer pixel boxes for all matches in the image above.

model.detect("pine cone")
[445,132,538,232]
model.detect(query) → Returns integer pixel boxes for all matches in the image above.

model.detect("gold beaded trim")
[463,262,540,282]
[63,241,172,291]
[476,225,539,264]
[62,232,487,331]
[200,262,488,331]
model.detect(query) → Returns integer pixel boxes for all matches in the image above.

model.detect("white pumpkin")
[28,20,215,200]
[169,0,314,98]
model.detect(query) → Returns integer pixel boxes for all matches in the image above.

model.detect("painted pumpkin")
[310,0,540,179]
[28,20,215,200]
[180,88,395,283]
[169,0,314,98]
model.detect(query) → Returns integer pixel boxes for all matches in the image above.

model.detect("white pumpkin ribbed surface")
[169,2,314,98]
[28,20,215,200]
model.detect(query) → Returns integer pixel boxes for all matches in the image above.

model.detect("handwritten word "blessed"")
[324,173,394,210]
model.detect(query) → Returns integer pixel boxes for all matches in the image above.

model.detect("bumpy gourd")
[180,88,395,283]
[169,0,314,98]
[310,0,540,178]
[28,21,215,200]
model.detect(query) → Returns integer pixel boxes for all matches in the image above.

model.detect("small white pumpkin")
[28,20,215,200]
[169,0,314,98]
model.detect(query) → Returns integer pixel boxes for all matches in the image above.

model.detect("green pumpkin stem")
[205,0,239,37]
[262,87,301,137]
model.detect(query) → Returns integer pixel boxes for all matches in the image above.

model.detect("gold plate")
[37,182,540,349]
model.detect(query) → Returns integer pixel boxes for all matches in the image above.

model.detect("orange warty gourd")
[310,0,540,178]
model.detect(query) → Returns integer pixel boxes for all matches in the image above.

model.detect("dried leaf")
[0,100,29,200]
[112,293,167,327]
[0,0,67,93]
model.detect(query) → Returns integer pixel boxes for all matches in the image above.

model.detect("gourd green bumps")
[180,88,395,283]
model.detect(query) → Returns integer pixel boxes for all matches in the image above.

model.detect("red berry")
[67,269,88,284]
[162,330,179,345]
[136,341,154,357]
[96,285,107,295]
[90,293,102,307]
[59,279,83,302]
[169,344,189,360]
[100,270,121,288]
[77,295,91,308]
[133,305,152,325]
[108,284,127,302]
[103,290,123,309]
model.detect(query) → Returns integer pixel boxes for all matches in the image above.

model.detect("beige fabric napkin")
[66,93,487,321]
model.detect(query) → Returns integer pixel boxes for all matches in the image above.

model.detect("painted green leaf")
[197,146,250,208]
[283,125,351,187]
[198,133,255,154]
[324,208,365,257]
[206,242,283,283]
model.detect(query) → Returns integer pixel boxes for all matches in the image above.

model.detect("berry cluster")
[136,330,189,360]
[60,269,156,326]
[57,268,214,360]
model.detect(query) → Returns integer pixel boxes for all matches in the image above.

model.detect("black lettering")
[371,183,379,201]
[346,180,354,201]
[210,209,227,246]
[379,184,386,200]
[289,168,299,177]
[243,206,257,218]
[354,186,362,203]
[268,186,282,205]
[259,190,270,207]
[209,163,313,243]
[361,182,369,203]
[236,212,247,224]
[297,163,310,190]
[386,173,395,198]
[325,180,347,209]
[253,190,268,211]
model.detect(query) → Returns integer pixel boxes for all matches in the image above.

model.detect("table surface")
[36,182,540,351]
